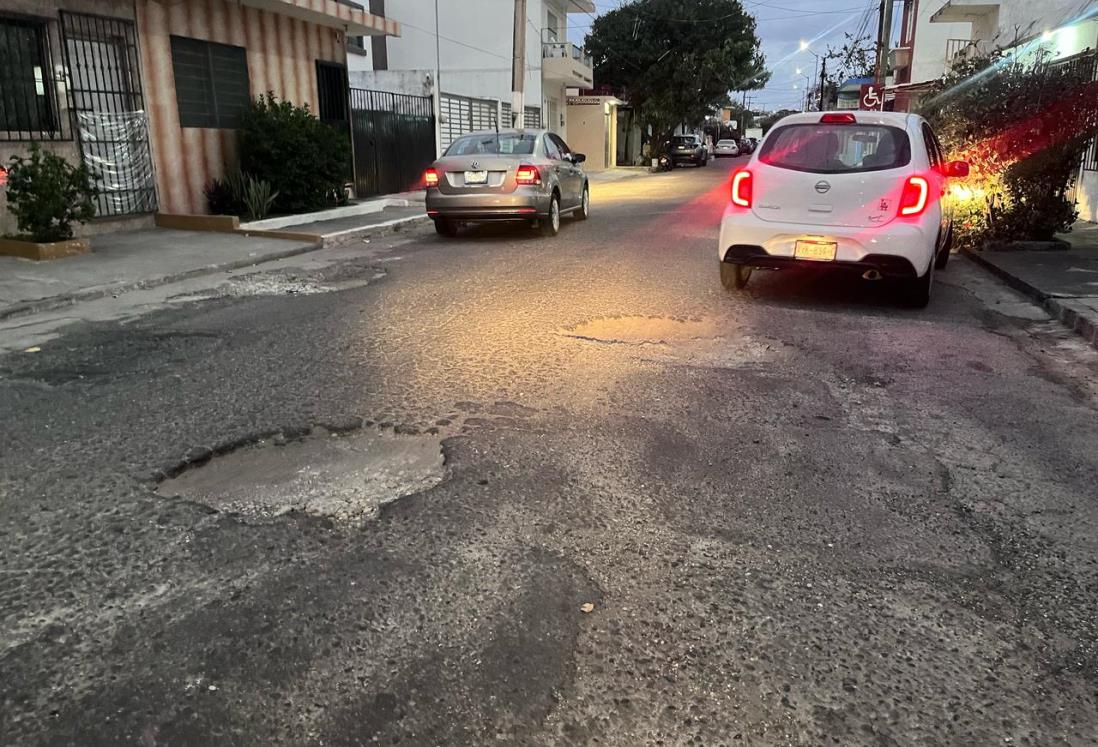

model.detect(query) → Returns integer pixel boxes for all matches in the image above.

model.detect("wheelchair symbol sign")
[860,84,883,110]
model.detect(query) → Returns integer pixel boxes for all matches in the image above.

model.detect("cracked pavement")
[2,160,1098,745]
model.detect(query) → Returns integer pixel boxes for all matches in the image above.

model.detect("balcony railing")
[542,42,592,69]
[945,38,989,69]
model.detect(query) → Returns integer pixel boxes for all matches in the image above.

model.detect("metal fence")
[349,88,435,198]
[60,11,157,216]
[440,93,503,151]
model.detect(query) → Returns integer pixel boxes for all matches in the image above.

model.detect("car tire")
[434,218,458,237]
[902,264,933,309]
[935,228,953,270]
[576,184,590,220]
[540,193,561,237]
[720,261,752,291]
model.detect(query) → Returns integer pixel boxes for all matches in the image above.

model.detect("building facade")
[349,0,594,145]
[1,0,397,234]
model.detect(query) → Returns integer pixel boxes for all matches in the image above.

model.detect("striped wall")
[136,0,349,215]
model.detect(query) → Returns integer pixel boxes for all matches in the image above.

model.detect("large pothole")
[559,315,722,345]
[156,427,445,523]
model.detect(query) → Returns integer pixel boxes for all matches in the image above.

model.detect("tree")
[759,109,799,134]
[586,0,768,146]
[820,33,875,108]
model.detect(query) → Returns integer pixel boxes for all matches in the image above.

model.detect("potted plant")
[1,143,98,260]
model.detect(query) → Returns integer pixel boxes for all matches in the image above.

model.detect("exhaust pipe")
[862,269,883,281]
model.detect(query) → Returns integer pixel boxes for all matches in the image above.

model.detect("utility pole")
[875,0,894,87]
[818,57,827,111]
[511,0,527,128]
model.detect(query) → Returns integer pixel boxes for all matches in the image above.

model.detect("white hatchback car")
[717,111,968,307]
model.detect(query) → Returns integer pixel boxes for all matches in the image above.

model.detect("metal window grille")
[316,61,349,125]
[523,106,541,129]
[169,35,250,129]
[439,92,504,151]
[1084,137,1098,172]
[0,15,63,140]
[60,12,157,216]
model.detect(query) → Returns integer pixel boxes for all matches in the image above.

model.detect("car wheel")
[720,261,752,291]
[902,263,933,308]
[576,184,590,220]
[935,228,953,270]
[434,218,458,237]
[540,193,561,237]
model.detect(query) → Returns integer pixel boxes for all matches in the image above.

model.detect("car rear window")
[759,124,911,173]
[717,140,735,146]
[445,133,537,156]
[671,136,697,147]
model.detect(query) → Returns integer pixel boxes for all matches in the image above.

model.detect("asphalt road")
[3,158,1098,746]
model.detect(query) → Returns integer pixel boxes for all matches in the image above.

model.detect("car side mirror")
[572,153,586,164]
[944,160,969,178]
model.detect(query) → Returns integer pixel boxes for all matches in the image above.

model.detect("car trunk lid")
[434,155,525,195]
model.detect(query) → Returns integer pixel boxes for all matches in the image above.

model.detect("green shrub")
[241,174,278,220]
[919,53,1098,247]
[204,169,248,216]
[5,143,97,242]
[238,93,350,214]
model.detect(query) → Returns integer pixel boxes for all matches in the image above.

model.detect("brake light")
[820,112,857,124]
[424,168,439,188]
[515,164,540,185]
[899,175,929,216]
[731,170,752,208]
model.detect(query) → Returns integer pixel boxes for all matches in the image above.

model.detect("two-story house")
[348,1,594,150]
[0,0,399,235]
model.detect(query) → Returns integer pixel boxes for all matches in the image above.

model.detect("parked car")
[737,137,755,155]
[717,111,968,308]
[669,135,709,166]
[424,129,589,237]
[713,139,741,157]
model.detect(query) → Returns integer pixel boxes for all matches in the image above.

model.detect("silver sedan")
[424,129,589,237]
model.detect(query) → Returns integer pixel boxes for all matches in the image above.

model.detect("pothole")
[559,315,722,345]
[171,268,385,302]
[156,426,445,523]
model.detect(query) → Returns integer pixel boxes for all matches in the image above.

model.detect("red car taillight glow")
[515,165,541,185]
[731,170,753,208]
[899,175,929,216]
[424,168,439,188]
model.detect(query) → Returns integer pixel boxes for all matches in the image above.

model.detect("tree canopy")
[585,0,768,132]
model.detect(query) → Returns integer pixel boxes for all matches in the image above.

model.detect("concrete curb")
[0,215,430,322]
[963,248,1098,349]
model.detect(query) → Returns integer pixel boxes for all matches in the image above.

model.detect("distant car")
[713,139,741,157]
[738,137,755,155]
[424,129,589,237]
[717,110,968,308]
[669,135,708,166]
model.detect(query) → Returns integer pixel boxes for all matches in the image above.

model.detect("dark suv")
[669,135,708,167]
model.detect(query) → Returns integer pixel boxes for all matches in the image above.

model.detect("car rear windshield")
[717,140,735,146]
[445,133,537,156]
[671,136,697,147]
[758,124,911,173]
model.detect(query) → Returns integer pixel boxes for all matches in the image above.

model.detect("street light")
[796,69,811,110]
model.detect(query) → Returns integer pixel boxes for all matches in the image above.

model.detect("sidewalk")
[0,196,429,321]
[965,221,1098,348]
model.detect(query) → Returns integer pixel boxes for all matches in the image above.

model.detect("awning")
[242,0,400,36]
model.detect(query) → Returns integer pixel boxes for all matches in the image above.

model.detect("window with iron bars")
[0,15,64,140]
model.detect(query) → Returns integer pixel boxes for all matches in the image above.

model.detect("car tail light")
[424,168,439,188]
[820,112,857,124]
[515,164,541,185]
[731,170,752,208]
[899,175,929,216]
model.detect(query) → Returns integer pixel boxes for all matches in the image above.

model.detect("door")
[549,133,582,207]
[316,61,349,128]
[60,12,157,216]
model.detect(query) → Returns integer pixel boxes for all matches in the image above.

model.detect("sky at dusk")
[568,0,882,113]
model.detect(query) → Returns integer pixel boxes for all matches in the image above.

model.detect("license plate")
[464,170,488,185]
[795,239,837,261]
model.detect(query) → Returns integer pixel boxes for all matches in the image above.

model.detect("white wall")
[992,0,1098,46]
[350,0,579,109]
[911,1,973,83]
[1079,169,1098,224]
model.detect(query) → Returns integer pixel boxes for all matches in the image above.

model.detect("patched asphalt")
[2,159,1098,745]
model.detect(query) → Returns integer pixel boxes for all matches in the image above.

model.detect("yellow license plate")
[795,240,837,261]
